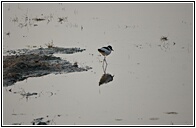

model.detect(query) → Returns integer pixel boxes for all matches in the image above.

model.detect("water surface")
[3,3,193,125]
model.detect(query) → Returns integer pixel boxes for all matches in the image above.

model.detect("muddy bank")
[4,46,86,55]
[3,47,91,87]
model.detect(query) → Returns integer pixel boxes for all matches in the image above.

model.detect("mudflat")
[3,47,91,86]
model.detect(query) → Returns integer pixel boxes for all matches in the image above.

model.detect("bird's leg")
[103,56,106,66]
[102,57,105,68]
[102,63,107,74]
[105,58,108,66]
[103,56,106,63]
[104,62,107,74]
[102,56,107,74]
[104,56,108,66]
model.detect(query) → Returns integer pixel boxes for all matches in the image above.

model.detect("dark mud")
[3,47,91,87]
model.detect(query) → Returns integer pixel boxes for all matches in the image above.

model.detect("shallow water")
[3,3,193,125]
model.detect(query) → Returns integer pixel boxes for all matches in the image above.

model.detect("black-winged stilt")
[98,45,113,65]
[98,45,113,56]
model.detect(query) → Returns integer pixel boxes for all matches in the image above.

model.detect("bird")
[98,45,113,56]
[98,45,113,62]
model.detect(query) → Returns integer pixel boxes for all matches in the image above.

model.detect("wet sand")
[3,3,193,125]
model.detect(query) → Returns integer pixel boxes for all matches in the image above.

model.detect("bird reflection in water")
[99,59,114,86]
[99,73,114,86]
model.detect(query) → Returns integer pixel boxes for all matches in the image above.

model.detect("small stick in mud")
[45,40,54,48]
